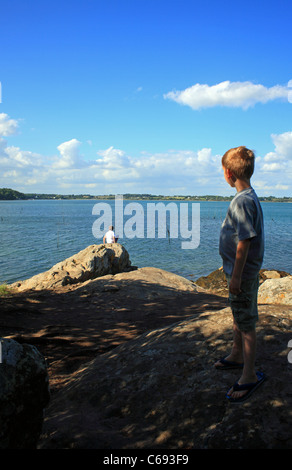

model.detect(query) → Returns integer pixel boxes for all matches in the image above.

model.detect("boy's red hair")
[222,146,255,180]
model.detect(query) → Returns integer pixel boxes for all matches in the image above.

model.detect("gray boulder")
[11,243,131,291]
[0,338,50,449]
[76,266,198,300]
[258,275,292,305]
[195,268,291,301]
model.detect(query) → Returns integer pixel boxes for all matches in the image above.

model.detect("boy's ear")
[227,168,236,181]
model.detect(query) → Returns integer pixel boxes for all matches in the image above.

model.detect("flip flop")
[215,356,244,370]
[226,371,266,403]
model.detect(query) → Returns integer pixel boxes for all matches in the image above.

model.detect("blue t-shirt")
[219,187,264,279]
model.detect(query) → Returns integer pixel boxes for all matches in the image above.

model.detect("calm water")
[0,199,291,284]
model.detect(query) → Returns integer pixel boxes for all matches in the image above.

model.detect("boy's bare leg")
[227,328,258,400]
[214,320,244,367]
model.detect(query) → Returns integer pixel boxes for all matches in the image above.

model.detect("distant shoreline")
[1,188,291,203]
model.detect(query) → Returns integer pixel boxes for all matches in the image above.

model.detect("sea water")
[0,199,291,284]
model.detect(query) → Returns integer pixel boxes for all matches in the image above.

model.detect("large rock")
[11,243,131,291]
[76,266,198,300]
[195,267,291,299]
[0,338,50,449]
[258,275,292,305]
[39,304,292,449]
[195,267,228,295]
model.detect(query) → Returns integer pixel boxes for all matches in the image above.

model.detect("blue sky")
[0,0,292,196]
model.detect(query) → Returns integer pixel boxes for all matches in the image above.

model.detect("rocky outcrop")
[3,245,292,449]
[11,243,132,291]
[195,267,228,295]
[258,275,292,305]
[76,266,198,300]
[195,267,291,302]
[39,304,292,449]
[0,338,50,449]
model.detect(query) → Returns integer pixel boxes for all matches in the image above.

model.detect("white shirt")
[105,230,115,243]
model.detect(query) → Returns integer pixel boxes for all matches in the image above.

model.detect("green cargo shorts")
[225,273,260,332]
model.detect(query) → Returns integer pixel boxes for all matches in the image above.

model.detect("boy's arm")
[229,239,251,294]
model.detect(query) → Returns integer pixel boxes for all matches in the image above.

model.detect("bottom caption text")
[101,453,190,467]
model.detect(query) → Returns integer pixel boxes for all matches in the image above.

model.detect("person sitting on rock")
[103,226,118,244]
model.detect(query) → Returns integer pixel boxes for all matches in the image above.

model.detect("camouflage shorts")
[225,273,260,332]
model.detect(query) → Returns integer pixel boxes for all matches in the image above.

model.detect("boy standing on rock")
[215,146,266,403]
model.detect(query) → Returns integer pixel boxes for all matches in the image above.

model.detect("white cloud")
[197,148,212,164]
[0,113,19,136]
[5,146,43,167]
[54,138,84,169]
[96,146,131,169]
[253,180,290,192]
[258,132,292,171]
[0,137,43,171]
[276,184,290,190]
[258,132,292,175]
[164,81,289,110]
[270,131,292,158]
[254,131,292,192]
[261,162,283,172]
[0,112,291,196]
[263,152,282,162]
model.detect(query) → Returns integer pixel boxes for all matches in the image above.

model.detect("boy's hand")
[229,276,241,295]
[230,239,251,295]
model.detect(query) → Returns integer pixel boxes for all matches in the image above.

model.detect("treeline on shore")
[0,187,291,203]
